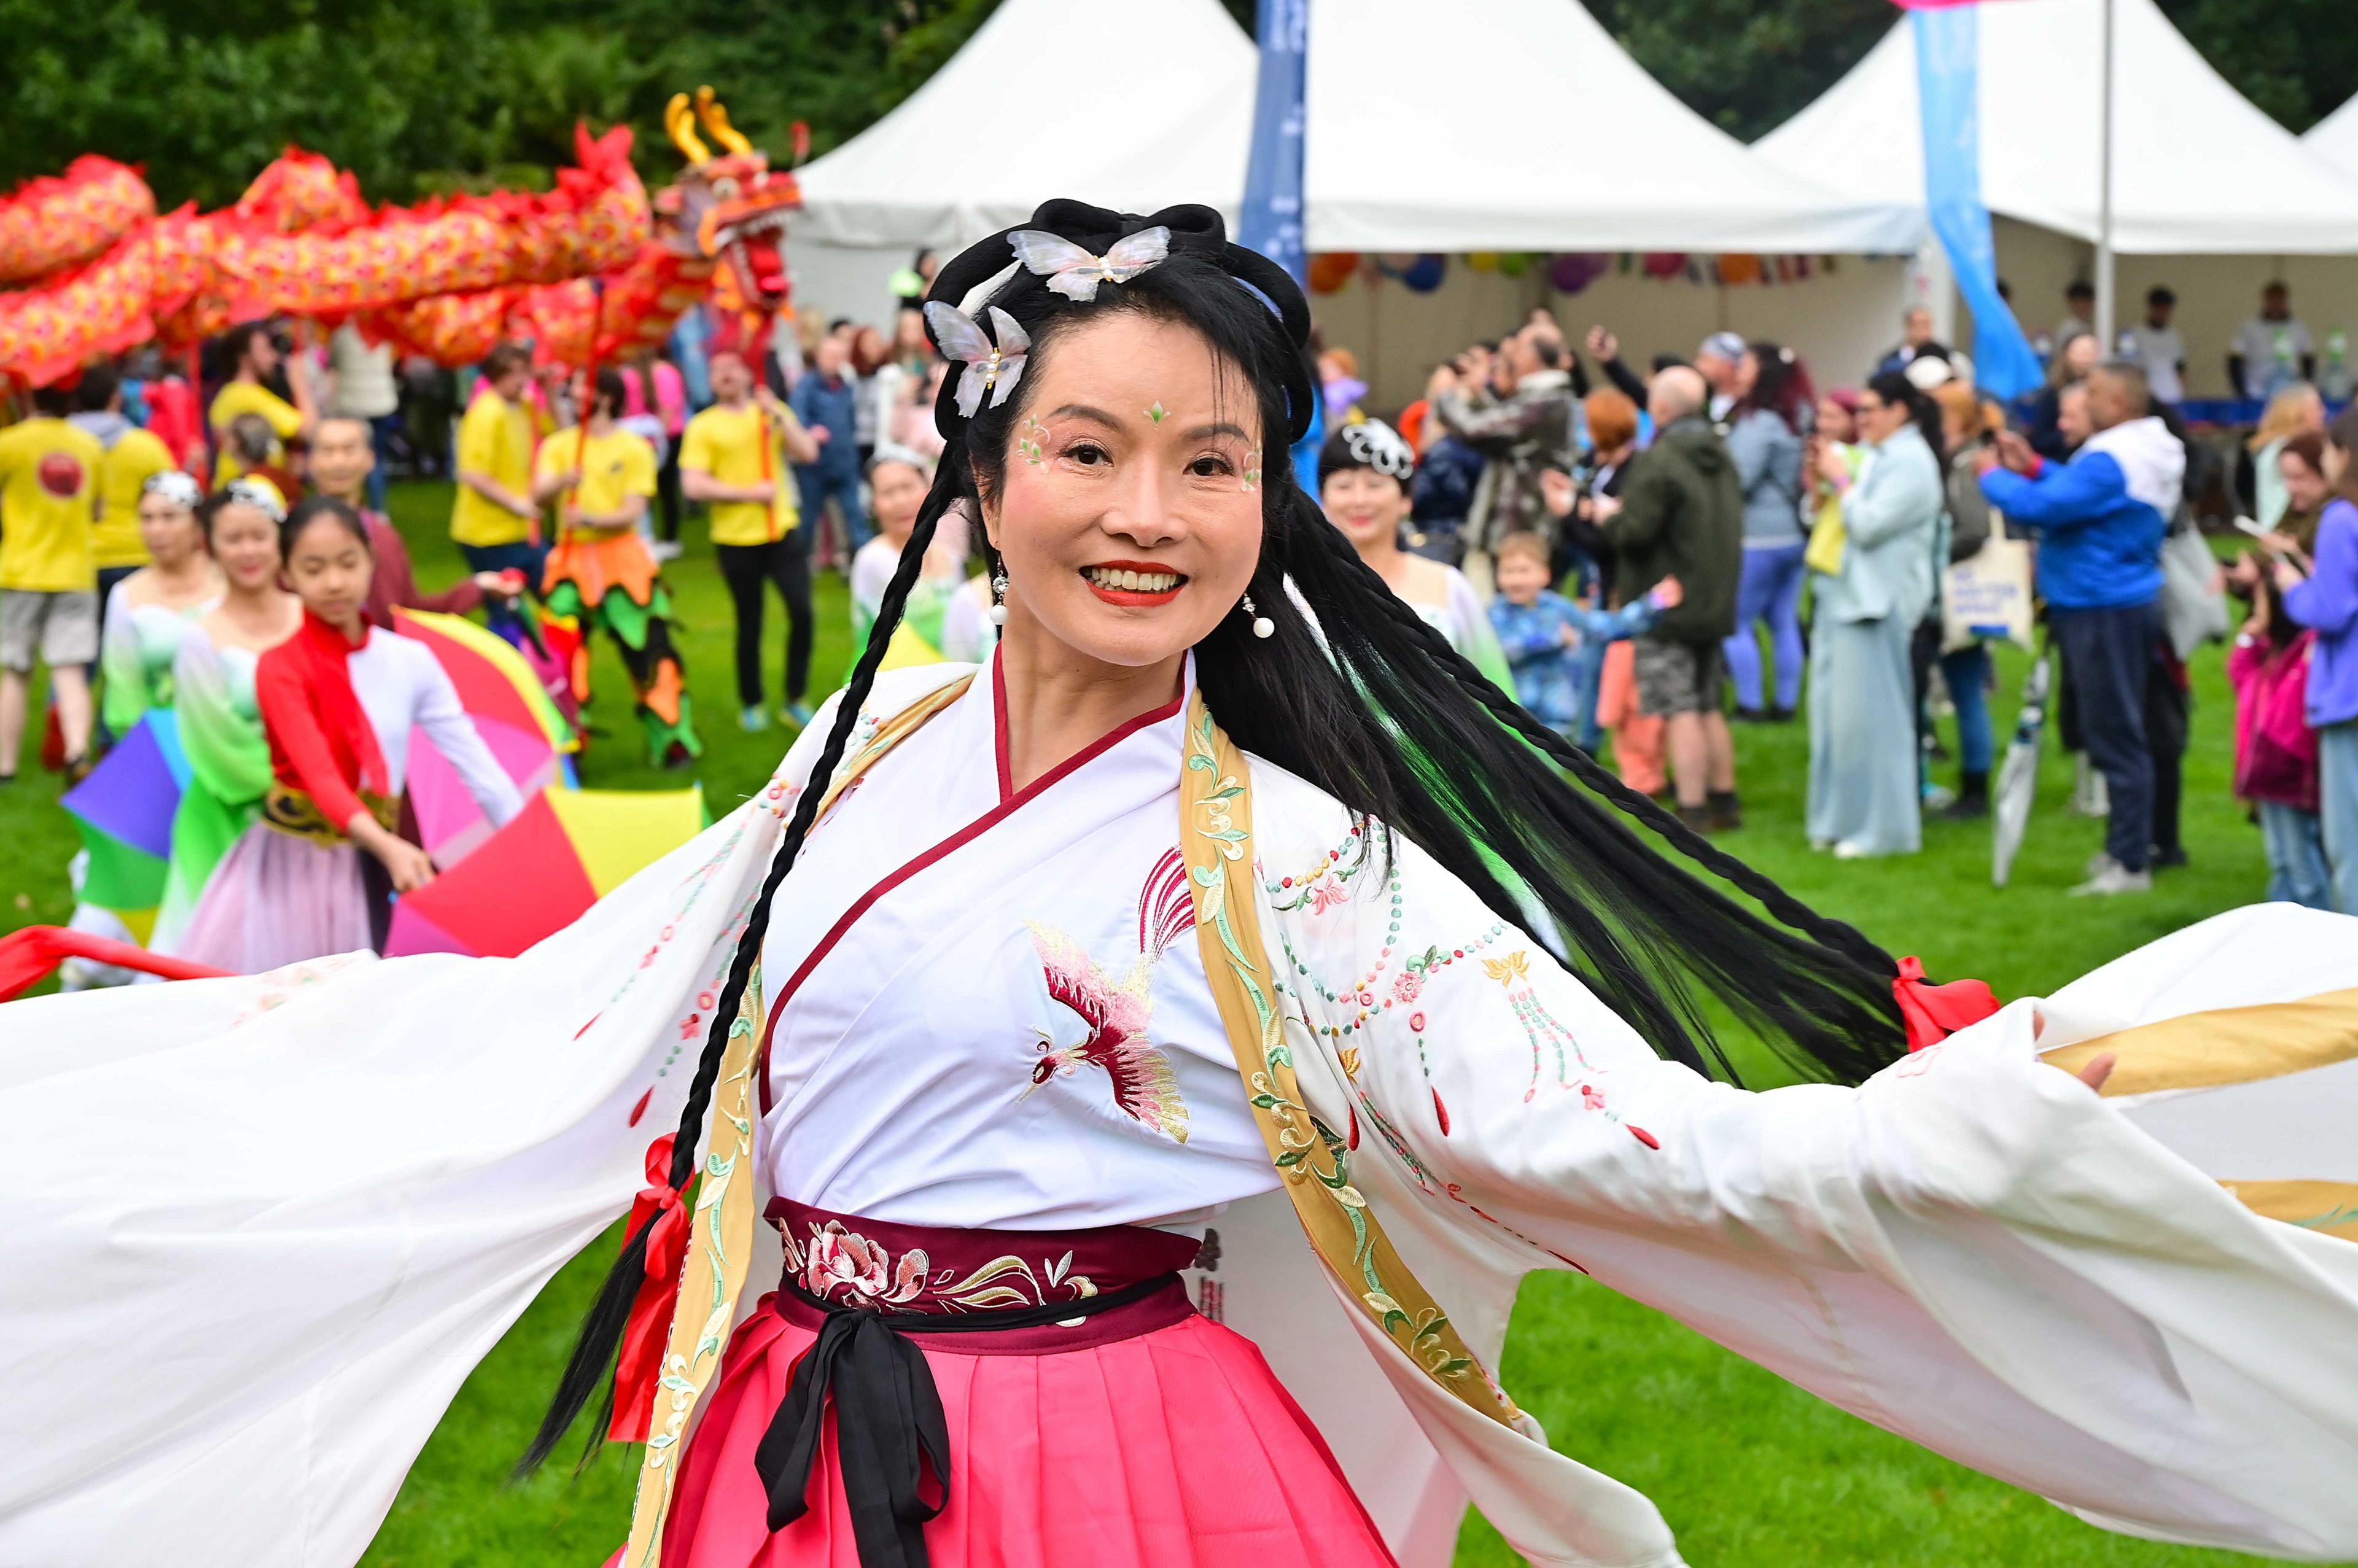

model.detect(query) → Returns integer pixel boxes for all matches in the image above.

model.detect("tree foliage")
[0,0,2345,212]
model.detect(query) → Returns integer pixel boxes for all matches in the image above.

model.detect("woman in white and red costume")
[4,204,2357,1568]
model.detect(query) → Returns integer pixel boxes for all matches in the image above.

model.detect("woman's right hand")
[1539,468,1575,518]
[375,837,438,893]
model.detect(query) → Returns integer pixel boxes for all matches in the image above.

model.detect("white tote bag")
[1942,530,2035,651]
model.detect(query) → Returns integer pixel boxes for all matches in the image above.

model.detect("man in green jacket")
[1600,366,1744,830]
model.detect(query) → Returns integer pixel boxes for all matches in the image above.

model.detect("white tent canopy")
[2306,94,2358,177]
[793,0,1916,255]
[1757,0,2358,254]
[790,0,1258,247]
[1304,0,1918,253]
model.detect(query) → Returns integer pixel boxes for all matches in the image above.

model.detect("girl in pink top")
[2227,556,2327,906]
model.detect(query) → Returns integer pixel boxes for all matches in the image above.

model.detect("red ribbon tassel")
[1892,955,2001,1053]
[609,1133,692,1442]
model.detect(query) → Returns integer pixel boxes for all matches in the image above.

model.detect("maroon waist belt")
[756,1200,1204,1568]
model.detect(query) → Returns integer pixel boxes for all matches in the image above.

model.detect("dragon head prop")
[661,87,800,321]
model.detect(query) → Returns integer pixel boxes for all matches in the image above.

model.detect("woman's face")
[1854,390,1909,446]
[1320,467,1411,556]
[283,518,374,627]
[206,503,282,592]
[1817,396,1856,443]
[2281,450,2329,513]
[2063,333,2100,378]
[983,311,1263,675]
[138,493,203,567]
[870,460,928,545]
[1733,351,1760,398]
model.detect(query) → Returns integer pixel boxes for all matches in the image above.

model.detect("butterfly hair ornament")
[1006,226,1172,301]
[923,301,1032,419]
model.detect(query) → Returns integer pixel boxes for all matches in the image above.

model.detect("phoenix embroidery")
[1022,848,1194,1143]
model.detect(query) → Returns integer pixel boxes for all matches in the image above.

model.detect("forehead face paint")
[1146,400,1167,424]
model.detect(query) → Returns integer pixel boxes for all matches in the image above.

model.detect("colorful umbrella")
[391,606,577,867]
[383,784,705,959]
[60,710,190,938]
[1991,654,2050,888]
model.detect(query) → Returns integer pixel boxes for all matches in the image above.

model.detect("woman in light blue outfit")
[1721,342,1813,720]
[1806,371,1944,857]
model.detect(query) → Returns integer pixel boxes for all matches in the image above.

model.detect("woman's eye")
[1067,442,1109,466]
[1188,454,1235,478]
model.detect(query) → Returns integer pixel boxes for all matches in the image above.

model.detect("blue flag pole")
[1237,0,1308,288]
[1912,5,2044,399]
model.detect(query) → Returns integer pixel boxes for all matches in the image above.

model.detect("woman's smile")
[1080,557,1188,606]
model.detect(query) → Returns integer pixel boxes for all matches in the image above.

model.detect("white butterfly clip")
[1007,226,1172,301]
[925,301,1032,419]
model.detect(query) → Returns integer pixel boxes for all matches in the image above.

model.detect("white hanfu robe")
[2,658,2357,1568]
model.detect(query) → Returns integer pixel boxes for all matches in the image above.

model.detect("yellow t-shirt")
[534,425,657,532]
[0,417,103,591]
[92,428,178,569]
[679,402,800,546]
[208,381,304,481]
[451,390,538,548]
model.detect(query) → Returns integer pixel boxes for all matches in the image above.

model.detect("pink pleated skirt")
[169,821,373,974]
[632,1205,1398,1568]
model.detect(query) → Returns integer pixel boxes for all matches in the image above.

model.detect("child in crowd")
[847,446,966,670]
[1486,530,1680,743]
[2228,551,2328,907]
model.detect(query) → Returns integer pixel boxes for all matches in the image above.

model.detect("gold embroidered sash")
[1178,693,1520,1429]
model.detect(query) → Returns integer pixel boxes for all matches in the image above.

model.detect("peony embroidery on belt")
[784,1217,1102,1312]
[1020,848,1195,1144]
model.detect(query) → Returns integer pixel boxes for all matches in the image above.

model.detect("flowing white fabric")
[3,662,2356,1567]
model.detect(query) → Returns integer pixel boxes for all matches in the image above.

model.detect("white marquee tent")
[793,0,1916,254]
[785,0,1929,400]
[2307,94,2358,177]
[1756,0,2358,254]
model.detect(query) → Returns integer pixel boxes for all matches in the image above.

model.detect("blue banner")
[1912,6,2044,400]
[1237,0,1308,287]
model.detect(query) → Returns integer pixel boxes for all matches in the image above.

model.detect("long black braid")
[524,199,1909,1472]
[519,452,973,1475]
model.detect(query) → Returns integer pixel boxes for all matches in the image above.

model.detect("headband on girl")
[142,470,203,511]
[1318,419,1417,486]
[923,301,1030,419]
[224,475,287,524]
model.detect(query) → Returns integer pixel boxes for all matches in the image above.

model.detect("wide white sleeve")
[406,644,524,826]
[1324,829,2358,1560]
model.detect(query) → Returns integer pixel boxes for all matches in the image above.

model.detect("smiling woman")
[9,203,2358,1568]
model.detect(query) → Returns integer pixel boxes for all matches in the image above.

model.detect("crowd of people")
[4,268,2355,993]
[1320,290,2356,906]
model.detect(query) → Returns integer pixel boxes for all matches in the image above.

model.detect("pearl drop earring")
[1243,591,1273,639]
[988,570,1009,627]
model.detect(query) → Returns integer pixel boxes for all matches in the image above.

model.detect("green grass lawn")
[1,481,2327,1566]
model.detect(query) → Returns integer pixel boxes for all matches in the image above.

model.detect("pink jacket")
[2228,631,2318,810]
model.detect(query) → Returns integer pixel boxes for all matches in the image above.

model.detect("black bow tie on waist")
[753,1270,1183,1568]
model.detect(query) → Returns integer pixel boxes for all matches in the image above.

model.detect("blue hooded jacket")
[1978,416,2182,611]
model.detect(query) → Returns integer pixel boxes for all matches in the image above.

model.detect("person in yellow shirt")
[679,347,820,731]
[0,386,105,778]
[208,322,315,482]
[73,362,181,601]
[535,366,700,766]
[450,344,543,634]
